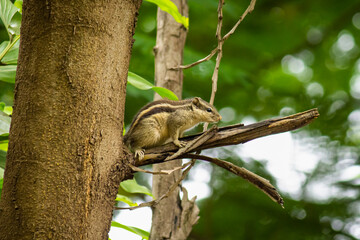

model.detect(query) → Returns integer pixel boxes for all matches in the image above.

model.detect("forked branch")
[129,108,319,207]
[136,108,319,166]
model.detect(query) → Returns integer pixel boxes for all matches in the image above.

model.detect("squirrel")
[123,97,222,160]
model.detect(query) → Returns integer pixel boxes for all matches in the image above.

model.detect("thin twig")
[203,0,225,130]
[223,0,256,41]
[175,0,256,70]
[175,48,218,70]
[129,162,192,175]
[115,160,196,210]
[208,0,225,106]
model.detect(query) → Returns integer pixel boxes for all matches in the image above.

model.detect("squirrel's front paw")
[134,149,145,160]
[173,139,186,148]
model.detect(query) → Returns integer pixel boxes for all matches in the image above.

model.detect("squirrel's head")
[191,97,222,123]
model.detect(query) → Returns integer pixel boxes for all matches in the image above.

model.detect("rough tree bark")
[0,1,141,239]
[150,0,199,239]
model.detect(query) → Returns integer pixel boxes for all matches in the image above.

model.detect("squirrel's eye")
[206,108,212,112]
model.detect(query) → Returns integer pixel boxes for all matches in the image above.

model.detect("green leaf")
[0,0,22,36]
[144,0,189,29]
[0,42,8,54]
[0,34,20,62]
[0,65,16,83]
[0,112,11,136]
[14,0,23,14]
[120,178,153,198]
[0,150,6,169]
[127,72,153,90]
[0,135,8,142]
[115,194,138,207]
[0,139,8,152]
[127,72,178,100]
[1,40,19,64]
[111,221,149,240]
[152,87,178,100]
[3,106,12,115]
[8,12,21,36]
[0,178,3,199]
[0,103,12,115]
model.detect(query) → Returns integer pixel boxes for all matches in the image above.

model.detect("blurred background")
[1,0,360,239]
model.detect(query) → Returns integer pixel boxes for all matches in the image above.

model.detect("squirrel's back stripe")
[127,99,193,133]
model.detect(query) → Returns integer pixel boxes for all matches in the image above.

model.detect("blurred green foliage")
[0,0,359,239]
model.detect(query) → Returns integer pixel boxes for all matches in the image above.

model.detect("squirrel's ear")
[192,97,201,107]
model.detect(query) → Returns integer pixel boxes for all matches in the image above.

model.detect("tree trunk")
[0,0,141,239]
[150,0,199,239]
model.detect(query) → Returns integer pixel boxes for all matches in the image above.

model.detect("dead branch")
[129,108,318,207]
[183,153,284,206]
[135,108,319,166]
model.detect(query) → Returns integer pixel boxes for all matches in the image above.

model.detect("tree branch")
[183,153,284,206]
[129,108,318,207]
[135,108,319,166]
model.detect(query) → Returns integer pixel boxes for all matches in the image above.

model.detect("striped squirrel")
[124,97,222,160]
